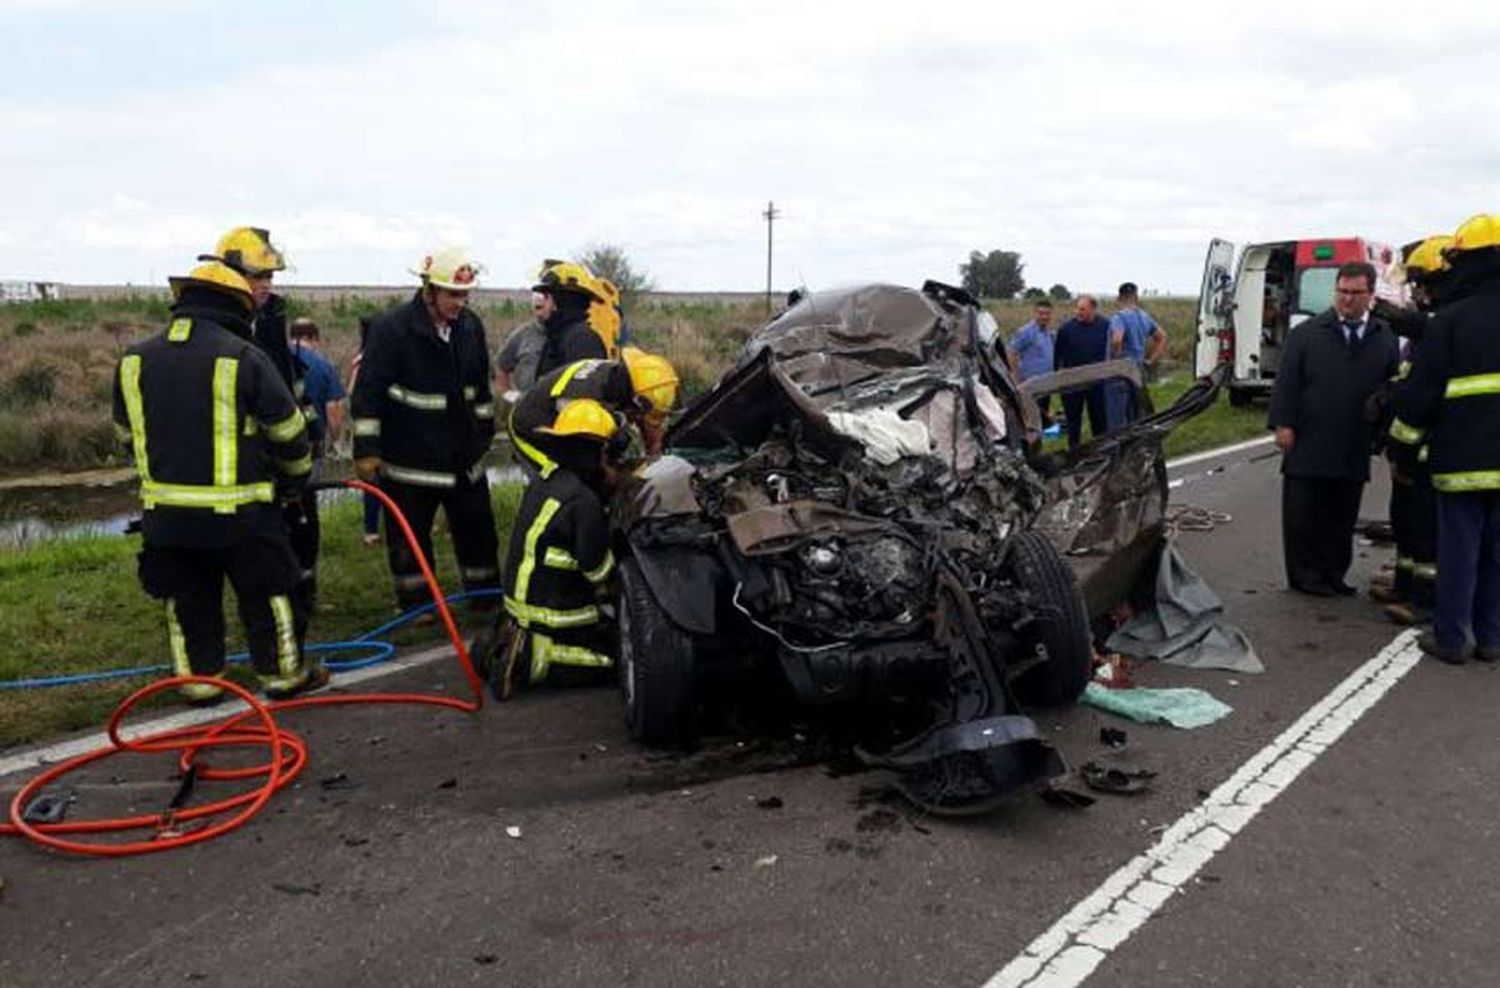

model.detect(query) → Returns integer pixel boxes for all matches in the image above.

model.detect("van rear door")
[1194,239,1236,378]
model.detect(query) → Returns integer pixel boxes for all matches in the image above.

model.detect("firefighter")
[490,399,619,698]
[350,247,501,613]
[200,226,322,640]
[1395,213,1500,663]
[1372,235,1453,624]
[533,260,609,377]
[507,348,679,479]
[112,262,325,705]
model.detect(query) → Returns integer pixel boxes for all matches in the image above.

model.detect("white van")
[1193,237,1401,405]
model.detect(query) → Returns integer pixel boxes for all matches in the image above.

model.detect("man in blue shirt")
[1005,300,1056,421]
[1106,282,1166,427]
[289,317,346,455]
[1053,295,1112,447]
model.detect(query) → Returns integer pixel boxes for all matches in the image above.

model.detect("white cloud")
[3,0,1500,291]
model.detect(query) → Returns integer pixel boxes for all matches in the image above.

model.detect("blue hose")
[0,589,501,691]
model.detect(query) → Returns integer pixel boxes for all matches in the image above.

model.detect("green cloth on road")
[1081,682,1232,729]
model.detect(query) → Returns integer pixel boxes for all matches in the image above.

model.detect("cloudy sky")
[2,0,1497,293]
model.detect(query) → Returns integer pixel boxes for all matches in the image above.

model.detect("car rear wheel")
[1007,531,1093,707]
[619,557,698,745]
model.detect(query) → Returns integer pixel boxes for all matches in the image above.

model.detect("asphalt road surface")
[4,442,1495,988]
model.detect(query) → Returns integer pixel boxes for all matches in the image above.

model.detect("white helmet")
[411,246,483,291]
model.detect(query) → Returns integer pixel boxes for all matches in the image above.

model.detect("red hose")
[2,480,486,856]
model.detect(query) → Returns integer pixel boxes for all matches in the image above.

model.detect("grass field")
[0,290,1219,477]
[0,485,522,750]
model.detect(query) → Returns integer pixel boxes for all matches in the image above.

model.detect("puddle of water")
[0,454,526,551]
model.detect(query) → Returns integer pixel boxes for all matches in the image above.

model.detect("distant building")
[1,281,61,303]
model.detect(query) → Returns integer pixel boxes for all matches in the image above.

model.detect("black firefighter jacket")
[351,292,495,488]
[1268,309,1399,483]
[112,301,311,548]
[1394,276,1500,493]
[509,359,634,475]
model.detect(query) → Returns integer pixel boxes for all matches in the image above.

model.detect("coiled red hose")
[2,480,486,856]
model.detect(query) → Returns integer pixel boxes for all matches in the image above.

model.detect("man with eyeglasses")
[1269,260,1399,597]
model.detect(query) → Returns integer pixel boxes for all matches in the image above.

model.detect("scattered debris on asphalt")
[437,777,457,790]
[1040,786,1096,810]
[473,954,498,965]
[1100,726,1128,749]
[754,854,778,868]
[754,796,784,810]
[1082,682,1234,729]
[505,826,523,840]
[1080,761,1157,796]
[318,773,356,791]
[271,882,321,896]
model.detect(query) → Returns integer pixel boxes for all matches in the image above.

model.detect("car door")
[1193,239,1236,378]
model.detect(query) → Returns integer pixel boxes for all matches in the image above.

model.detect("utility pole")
[762,200,779,314]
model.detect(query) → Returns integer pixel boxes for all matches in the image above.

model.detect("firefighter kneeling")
[486,399,620,699]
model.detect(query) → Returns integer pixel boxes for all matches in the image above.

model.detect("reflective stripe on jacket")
[350,290,494,480]
[112,308,310,546]
[502,467,615,630]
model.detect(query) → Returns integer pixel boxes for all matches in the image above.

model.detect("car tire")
[619,557,698,745]
[1227,386,1254,408]
[1007,531,1093,708]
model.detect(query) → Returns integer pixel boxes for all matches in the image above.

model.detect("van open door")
[1193,238,1236,378]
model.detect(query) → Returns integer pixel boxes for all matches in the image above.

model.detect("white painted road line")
[1166,434,1274,471]
[983,629,1423,988]
[0,643,458,782]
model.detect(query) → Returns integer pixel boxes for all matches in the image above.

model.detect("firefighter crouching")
[1394,214,1500,664]
[1370,235,1453,624]
[489,399,621,699]
[508,348,680,480]
[350,247,501,613]
[112,262,327,705]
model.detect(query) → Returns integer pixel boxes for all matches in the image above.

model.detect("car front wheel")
[619,556,698,745]
[1007,531,1094,707]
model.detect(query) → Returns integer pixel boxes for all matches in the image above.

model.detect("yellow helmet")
[168,261,255,311]
[412,246,483,291]
[534,260,605,302]
[588,278,623,357]
[201,226,287,277]
[1449,214,1500,254]
[536,398,618,442]
[620,347,679,421]
[1404,235,1454,279]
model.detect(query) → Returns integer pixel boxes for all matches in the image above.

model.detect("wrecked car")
[611,282,1223,814]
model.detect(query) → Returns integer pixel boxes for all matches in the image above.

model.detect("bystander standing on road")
[1053,295,1112,447]
[1107,282,1167,427]
[1004,299,1056,422]
[1394,214,1500,664]
[1269,261,1399,597]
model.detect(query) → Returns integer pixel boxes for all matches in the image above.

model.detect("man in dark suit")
[1269,261,1400,596]
[1053,294,1112,448]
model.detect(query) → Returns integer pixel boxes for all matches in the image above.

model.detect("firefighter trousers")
[380,475,501,611]
[282,488,320,640]
[1390,469,1437,608]
[137,534,310,698]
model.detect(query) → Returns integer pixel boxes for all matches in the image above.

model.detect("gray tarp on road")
[1106,540,1264,674]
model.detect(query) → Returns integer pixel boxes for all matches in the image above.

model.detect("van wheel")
[1227,387,1254,408]
[619,557,698,745]
[1007,531,1093,708]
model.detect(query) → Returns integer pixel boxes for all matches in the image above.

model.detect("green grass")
[1153,373,1268,460]
[0,485,521,750]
